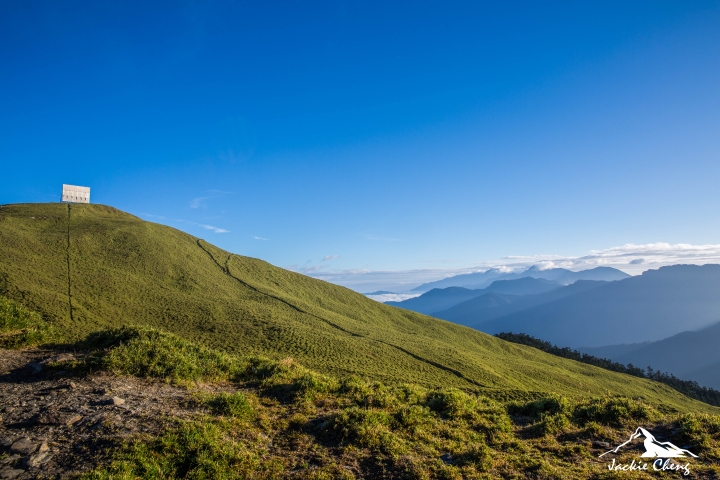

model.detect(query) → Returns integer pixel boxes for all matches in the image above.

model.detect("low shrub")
[426,389,477,420]
[81,326,246,383]
[204,392,254,419]
[330,407,404,455]
[393,404,434,433]
[508,395,571,420]
[454,442,492,471]
[81,419,283,479]
[675,414,720,454]
[572,397,656,427]
[0,296,55,348]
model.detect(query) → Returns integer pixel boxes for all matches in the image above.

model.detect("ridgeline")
[0,202,716,413]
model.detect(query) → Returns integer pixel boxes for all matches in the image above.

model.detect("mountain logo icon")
[600,427,698,459]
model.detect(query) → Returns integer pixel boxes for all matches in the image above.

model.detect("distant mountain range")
[580,321,720,390]
[452,264,720,348]
[411,266,630,292]
[390,264,720,353]
[386,277,561,315]
[433,280,607,327]
[3,203,708,410]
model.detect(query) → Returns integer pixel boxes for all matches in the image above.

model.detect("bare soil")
[0,348,199,479]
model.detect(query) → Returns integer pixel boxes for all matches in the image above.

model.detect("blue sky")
[2,1,720,292]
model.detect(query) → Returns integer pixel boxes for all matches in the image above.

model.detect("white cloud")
[322,255,339,261]
[197,223,229,233]
[140,214,228,234]
[298,242,720,293]
[366,293,421,303]
[190,196,209,209]
[253,236,270,241]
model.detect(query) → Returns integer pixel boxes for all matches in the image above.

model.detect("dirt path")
[0,348,200,479]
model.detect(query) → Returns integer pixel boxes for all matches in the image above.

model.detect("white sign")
[61,184,90,204]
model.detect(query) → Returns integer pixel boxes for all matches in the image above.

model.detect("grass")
[1,202,718,414]
[68,327,720,479]
[0,295,55,348]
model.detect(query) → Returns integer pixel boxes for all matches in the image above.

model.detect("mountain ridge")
[472,264,720,347]
[0,203,714,412]
[411,266,630,292]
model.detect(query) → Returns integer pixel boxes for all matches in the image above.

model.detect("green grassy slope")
[0,202,716,413]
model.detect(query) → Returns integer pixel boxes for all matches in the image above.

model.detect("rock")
[93,387,107,395]
[0,468,25,479]
[41,353,75,364]
[0,437,13,448]
[0,455,20,465]
[593,441,611,449]
[37,443,49,454]
[65,414,83,427]
[3,407,14,414]
[111,396,125,406]
[9,437,36,456]
[26,452,51,468]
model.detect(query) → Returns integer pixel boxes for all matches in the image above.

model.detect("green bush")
[572,397,656,427]
[0,296,55,348]
[330,407,404,455]
[204,392,254,419]
[508,395,571,420]
[426,389,477,420]
[455,442,492,471]
[537,412,571,436]
[675,414,720,453]
[393,404,434,432]
[340,377,398,408]
[83,326,246,383]
[82,419,283,479]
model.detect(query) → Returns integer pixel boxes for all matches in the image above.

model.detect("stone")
[0,468,25,479]
[26,452,51,468]
[0,437,13,448]
[65,414,83,427]
[42,353,75,364]
[111,396,125,406]
[9,437,36,456]
[37,443,49,454]
[593,441,611,449]
[0,455,20,465]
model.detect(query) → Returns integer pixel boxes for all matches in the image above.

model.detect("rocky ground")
[0,348,200,479]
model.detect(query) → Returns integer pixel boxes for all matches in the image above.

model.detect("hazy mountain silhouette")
[387,277,561,315]
[474,264,720,348]
[433,280,608,327]
[411,266,629,292]
[386,287,487,315]
[600,427,698,458]
[580,321,720,390]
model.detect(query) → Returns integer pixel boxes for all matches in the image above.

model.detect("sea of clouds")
[298,242,720,295]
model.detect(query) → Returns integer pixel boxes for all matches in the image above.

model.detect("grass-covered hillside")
[0,326,717,479]
[0,202,716,413]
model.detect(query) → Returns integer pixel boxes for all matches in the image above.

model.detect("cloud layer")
[299,243,720,293]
